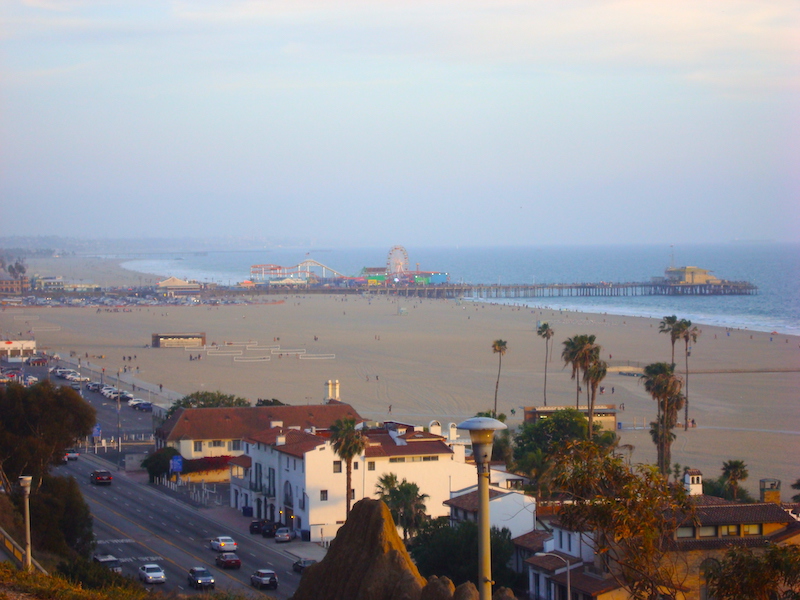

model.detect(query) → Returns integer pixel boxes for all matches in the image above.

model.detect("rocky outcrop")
[290,498,516,600]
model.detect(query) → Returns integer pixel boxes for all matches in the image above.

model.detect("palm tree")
[584,357,608,440]
[375,472,399,500]
[722,460,749,501]
[395,480,429,540]
[791,478,800,503]
[537,323,554,406]
[329,418,367,516]
[562,335,599,408]
[491,339,508,417]
[659,315,680,365]
[642,362,683,477]
[680,320,701,431]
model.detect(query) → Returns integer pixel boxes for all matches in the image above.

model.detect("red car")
[215,552,241,569]
[89,470,113,485]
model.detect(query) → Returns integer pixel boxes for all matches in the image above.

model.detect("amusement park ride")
[249,246,448,287]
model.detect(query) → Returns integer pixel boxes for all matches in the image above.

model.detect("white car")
[101,387,117,398]
[209,536,237,552]
[128,398,144,408]
[138,563,166,584]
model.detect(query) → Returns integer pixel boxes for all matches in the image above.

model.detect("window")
[350,489,355,500]
[210,440,224,447]
[354,462,358,470]
[567,533,572,552]
[422,456,439,461]
[720,525,739,537]
[320,490,328,501]
[230,440,241,451]
[698,526,716,538]
[558,530,563,547]
[743,523,761,536]
[368,461,375,471]
[333,461,342,473]
[389,457,406,463]
[194,441,202,452]
[676,527,695,538]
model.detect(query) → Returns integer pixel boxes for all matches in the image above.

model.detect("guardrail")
[0,523,48,575]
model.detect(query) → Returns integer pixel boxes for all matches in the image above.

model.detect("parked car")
[138,563,166,584]
[119,392,134,402]
[250,569,278,590]
[292,558,317,573]
[260,521,280,537]
[249,519,270,534]
[187,567,215,589]
[209,536,237,552]
[93,554,122,574]
[86,382,102,392]
[274,527,297,543]
[89,470,113,485]
[215,552,241,569]
[65,448,79,460]
[136,401,153,412]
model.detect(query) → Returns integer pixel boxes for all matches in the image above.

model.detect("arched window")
[699,557,720,600]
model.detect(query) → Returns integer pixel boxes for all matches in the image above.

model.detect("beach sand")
[25,256,163,288]
[3,259,798,497]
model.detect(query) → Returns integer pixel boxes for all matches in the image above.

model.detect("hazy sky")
[2,1,798,247]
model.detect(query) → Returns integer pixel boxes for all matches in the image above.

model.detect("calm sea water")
[121,243,800,335]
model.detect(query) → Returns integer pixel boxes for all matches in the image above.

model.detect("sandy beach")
[3,259,798,497]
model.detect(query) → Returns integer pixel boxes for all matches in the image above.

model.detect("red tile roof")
[157,404,363,442]
[693,502,792,526]
[443,489,506,512]
[229,455,251,468]
[551,569,624,596]
[524,550,581,571]
[362,432,454,459]
[512,530,550,552]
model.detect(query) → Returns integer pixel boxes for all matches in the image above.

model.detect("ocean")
[121,243,800,335]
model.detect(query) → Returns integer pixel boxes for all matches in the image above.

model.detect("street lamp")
[18,476,32,572]
[457,416,507,600]
[116,368,122,464]
[535,552,571,600]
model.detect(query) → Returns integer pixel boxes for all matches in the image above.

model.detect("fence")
[0,524,48,575]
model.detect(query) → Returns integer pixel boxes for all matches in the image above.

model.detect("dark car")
[250,569,278,590]
[215,552,241,569]
[292,558,317,573]
[89,470,113,485]
[249,519,269,534]
[260,521,281,538]
[136,401,153,412]
[187,567,215,589]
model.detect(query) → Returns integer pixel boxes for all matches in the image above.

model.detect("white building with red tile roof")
[229,421,480,542]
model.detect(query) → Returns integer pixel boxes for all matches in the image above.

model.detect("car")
[209,536,237,552]
[128,398,143,408]
[119,392,134,402]
[250,519,268,534]
[89,470,113,485]
[69,381,82,390]
[187,566,215,589]
[136,401,153,412]
[93,554,122,574]
[250,569,278,590]
[101,386,117,398]
[292,558,317,573]
[215,552,241,569]
[138,563,166,584]
[86,382,102,392]
[27,357,47,366]
[65,448,79,460]
[274,527,297,543]
[260,521,280,538]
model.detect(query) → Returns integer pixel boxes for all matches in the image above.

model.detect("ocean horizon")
[120,242,800,336]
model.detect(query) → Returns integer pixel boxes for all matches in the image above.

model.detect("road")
[57,455,304,597]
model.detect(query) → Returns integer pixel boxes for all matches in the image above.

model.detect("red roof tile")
[524,550,581,571]
[443,489,506,512]
[512,530,550,552]
[362,432,454,459]
[157,404,363,442]
[229,455,251,468]
[551,569,624,596]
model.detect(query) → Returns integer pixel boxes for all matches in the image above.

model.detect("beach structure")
[156,276,201,295]
[150,332,207,348]
[228,420,483,542]
[525,470,800,600]
[0,274,30,295]
[0,340,36,360]
[523,405,619,432]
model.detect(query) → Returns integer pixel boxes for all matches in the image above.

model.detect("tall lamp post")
[457,416,507,600]
[535,552,571,600]
[18,476,32,572]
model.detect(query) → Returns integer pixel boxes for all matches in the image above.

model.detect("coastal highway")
[55,455,303,598]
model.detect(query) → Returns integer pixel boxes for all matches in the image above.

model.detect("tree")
[658,315,680,365]
[491,339,507,418]
[641,362,683,477]
[704,544,800,600]
[141,447,180,483]
[255,398,285,406]
[721,460,749,501]
[409,518,517,589]
[562,334,599,408]
[679,320,700,431]
[537,323,554,406]
[0,381,96,493]
[702,475,755,503]
[393,481,429,540]
[584,357,608,440]
[26,474,95,558]
[166,390,250,417]
[792,478,800,503]
[329,418,366,516]
[550,441,696,600]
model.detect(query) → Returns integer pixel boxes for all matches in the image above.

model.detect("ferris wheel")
[386,245,410,276]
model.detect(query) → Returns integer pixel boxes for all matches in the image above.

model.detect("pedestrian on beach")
[611,387,615,394]
[159,383,163,392]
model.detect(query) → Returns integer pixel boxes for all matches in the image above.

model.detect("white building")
[444,485,537,539]
[229,421,480,542]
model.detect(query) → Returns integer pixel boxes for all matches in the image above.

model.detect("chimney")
[760,478,781,504]
[334,379,340,401]
[324,379,340,402]
[429,420,442,436]
[276,434,286,446]
[270,420,283,428]
[683,469,703,496]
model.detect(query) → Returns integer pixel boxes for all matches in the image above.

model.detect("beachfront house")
[524,470,800,600]
[155,403,363,462]
[229,421,482,542]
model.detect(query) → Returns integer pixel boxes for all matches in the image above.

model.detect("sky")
[1,1,799,248]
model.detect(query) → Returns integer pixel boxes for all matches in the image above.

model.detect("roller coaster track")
[250,259,350,282]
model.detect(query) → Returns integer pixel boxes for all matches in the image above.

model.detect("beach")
[3,258,799,497]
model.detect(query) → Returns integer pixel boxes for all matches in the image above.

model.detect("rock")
[492,587,517,600]
[290,498,426,600]
[421,575,456,600]
[453,581,479,600]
